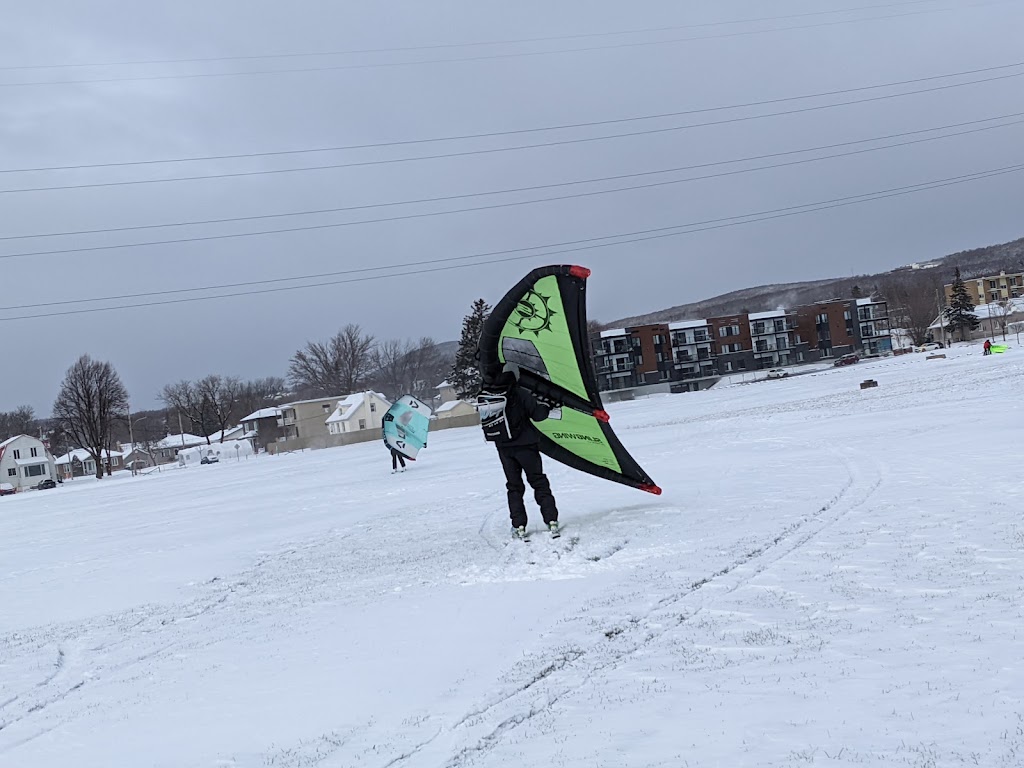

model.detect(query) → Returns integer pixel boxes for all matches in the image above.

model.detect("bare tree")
[879,273,943,346]
[288,324,376,397]
[989,300,1012,341]
[372,338,413,400]
[237,377,287,418]
[371,337,448,402]
[196,375,242,442]
[52,355,129,479]
[0,405,36,440]
[160,380,217,444]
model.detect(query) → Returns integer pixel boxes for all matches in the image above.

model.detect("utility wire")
[2,112,1021,246]
[2,115,1020,263]
[0,3,1006,88]
[0,0,942,71]
[2,162,1021,321]
[2,59,1021,176]
[2,68,1022,196]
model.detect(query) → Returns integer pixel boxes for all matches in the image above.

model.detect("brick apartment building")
[944,271,1024,306]
[595,297,890,393]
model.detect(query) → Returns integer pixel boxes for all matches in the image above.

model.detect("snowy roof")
[240,407,282,422]
[325,392,390,424]
[14,458,49,466]
[0,436,20,451]
[436,400,469,413]
[157,433,206,449]
[929,298,1024,328]
[748,310,786,320]
[208,425,244,441]
[668,319,708,330]
[435,380,452,389]
[55,448,124,465]
[281,396,348,408]
[600,328,628,338]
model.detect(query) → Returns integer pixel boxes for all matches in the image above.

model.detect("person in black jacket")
[478,363,560,539]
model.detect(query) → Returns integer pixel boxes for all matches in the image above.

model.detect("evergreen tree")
[449,298,491,398]
[943,267,980,342]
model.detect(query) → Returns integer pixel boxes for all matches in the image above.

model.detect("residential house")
[435,381,458,405]
[120,445,155,471]
[591,296,893,394]
[55,448,125,479]
[0,435,57,491]
[239,407,283,452]
[945,270,1024,306]
[855,297,893,355]
[208,425,247,443]
[325,392,391,435]
[434,400,477,419]
[928,296,1024,343]
[277,397,350,442]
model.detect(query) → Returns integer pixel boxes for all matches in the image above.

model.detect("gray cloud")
[1,0,1022,411]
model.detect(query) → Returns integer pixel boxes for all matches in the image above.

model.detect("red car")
[833,353,860,367]
[0,483,16,496]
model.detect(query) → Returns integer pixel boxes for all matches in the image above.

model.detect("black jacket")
[489,384,550,448]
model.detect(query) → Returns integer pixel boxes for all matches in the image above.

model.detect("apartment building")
[594,297,891,393]
[944,270,1024,306]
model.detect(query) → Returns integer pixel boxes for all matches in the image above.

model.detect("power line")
[2,162,1021,321]
[2,111,1021,246]
[3,59,1021,176]
[3,68,1022,197]
[0,0,942,71]
[0,3,1006,88]
[2,116,1019,263]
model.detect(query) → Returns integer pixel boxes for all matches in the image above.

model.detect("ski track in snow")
[1,347,1023,766]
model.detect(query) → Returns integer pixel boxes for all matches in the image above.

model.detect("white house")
[0,435,57,491]
[55,448,125,479]
[325,392,391,435]
[436,380,458,404]
[434,400,477,419]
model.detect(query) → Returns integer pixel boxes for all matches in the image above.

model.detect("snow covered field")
[2,346,1023,767]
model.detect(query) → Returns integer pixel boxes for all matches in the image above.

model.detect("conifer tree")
[943,267,980,342]
[449,299,491,398]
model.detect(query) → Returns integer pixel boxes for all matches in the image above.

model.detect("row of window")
[9,447,40,460]
[6,464,47,478]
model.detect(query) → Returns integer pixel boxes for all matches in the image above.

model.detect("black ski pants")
[498,445,558,528]
[391,449,406,470]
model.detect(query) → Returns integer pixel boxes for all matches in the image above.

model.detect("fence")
[267,413,480,454]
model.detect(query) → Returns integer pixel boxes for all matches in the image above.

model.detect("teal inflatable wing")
[383,395,432,460]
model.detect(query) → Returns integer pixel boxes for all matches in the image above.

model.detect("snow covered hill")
[2,346,1022,767]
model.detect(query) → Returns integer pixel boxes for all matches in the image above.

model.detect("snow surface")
[2,346,1023,767]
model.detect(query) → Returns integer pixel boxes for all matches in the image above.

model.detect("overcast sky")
[1,0,1022,413]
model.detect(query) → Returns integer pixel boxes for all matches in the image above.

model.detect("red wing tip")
[569,265,591,279]
[593,409,610,423]
[641,484,663,495]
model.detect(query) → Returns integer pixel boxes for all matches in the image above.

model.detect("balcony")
[277,415,296,427]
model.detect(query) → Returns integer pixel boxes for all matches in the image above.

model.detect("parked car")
[34,478,57,490]
[916,342,943,352]
[766,368,789,379]
[833,353,860,367]
[0,483,16,496]
[201,455,219,465]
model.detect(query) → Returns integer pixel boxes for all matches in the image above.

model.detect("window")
[843,311,851,320]
[797,352,805,362]
[6,468,15,477]
[737,360,747,370]
[990,291,999,301]
[816,314,828,325]
[322,403,331,412]
[723,361,733,372]
[12,449,20,460]
[358,419,366,430]
[719,327,727,338]
[795,334,803,344]
[636,355,643,367]
[753,323,766,335]
[989,280,997,289]
[25,464,46,477]
[370,403,376,413]
[656,352,664,362]
[30,447,38,458]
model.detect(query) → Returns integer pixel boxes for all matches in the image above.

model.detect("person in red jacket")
[984,339,992,355]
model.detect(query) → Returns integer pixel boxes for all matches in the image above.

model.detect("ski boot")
[548,521,561,539]
[512,525,528,541]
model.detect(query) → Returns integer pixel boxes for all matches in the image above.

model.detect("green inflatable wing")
[478,265,661,494]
